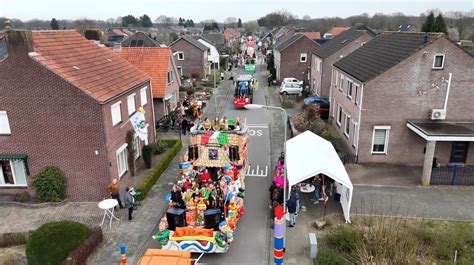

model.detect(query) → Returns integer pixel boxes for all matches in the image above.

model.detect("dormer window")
[432,54,445,69]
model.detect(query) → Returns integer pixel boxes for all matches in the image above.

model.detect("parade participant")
[197,107,203,121]
[203,117,212,131]
[212,117,221,131]
[221,117,229,131]
[234,117,241,130]
[240,82,247,97]
[199,168,211,183]
[171,184,186,209]
[182,187,193,202]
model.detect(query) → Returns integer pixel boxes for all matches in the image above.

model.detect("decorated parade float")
[153,118,249,253]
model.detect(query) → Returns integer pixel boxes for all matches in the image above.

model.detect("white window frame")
[332,99,336,118]
[315,58,320,71]
[337,105,342,127]
[140,87,147,106]
[334,71,339,87]
[177,52,184,60]
[127,93,136,116]
[116,143,128,178]
[339,74,344,91]
[347,80,353,99]
[300,53,307,63]
[0,111,11,135]
[0,159,27,187]
[432,54,445,69]
[354,84,360,105]
[111,101,122,126]
[352,121,358,148]
[343,113,351,138]
[371,125,391,155]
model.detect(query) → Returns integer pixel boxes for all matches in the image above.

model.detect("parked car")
[279,83,303,95]
[282,77,303,86]
[303,97,330,120]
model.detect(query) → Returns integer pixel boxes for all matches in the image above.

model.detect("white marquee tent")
[286,131,353,223]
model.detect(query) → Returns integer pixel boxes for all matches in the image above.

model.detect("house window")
[0,111,11,135]
[177,52,184,60]
[354,85,360,105]
[372,126,391,154]
[332,99,336,118]
[344,113,351,138]
[315,58,320,71]
[352,121,358,148]
[111,101,122,126]
[339,74,344,91]
[140,87,147,106]
[177,66,183,76]
[116,144,128,178]
[127,93,136,116]
[167,71,174,84]
[0,159,27,186]
[300,53,307,63]
[432,54,445,69]
[134,135,141,160]
[334,71,339,87]
[337,106,343,127]
[347,80,353,99]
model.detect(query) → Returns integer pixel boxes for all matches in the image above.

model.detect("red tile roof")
[116,47,179,98]
[304,32,321,40]
[327,27,351,36]
[30,30,150,103]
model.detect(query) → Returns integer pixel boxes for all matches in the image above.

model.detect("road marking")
[247,124,269,129]
[246,165,268,177]
[248,129,263,137]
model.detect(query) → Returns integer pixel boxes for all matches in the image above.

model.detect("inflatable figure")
[186,198,197,226]
[196,198,207,226]
[152,230,170,246]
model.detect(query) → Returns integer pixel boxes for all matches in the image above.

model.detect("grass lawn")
[316,215,474,264]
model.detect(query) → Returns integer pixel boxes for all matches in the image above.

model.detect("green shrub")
[326,225,360,254]
[142,145,153,169]
[138,139,182,199]
[14,191,31,202]
[32,166,67,202]
[26,221,91,265]
[154,140,167,155]
[62,227,102,265]
[316,248,346,265]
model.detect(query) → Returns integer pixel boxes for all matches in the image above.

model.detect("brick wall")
[352,38,473,165]
[170,39,205,79]
[278,36,319,83]
[0,35,110,201]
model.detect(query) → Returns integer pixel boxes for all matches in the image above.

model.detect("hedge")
[138,138,182,199]
[26,221,91,265]
[61,227,103,265]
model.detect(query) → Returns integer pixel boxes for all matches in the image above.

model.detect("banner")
[131,108,148,141]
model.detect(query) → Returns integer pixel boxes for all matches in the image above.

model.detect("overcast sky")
[1,0,472,21]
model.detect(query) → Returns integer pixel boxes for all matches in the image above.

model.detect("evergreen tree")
[433,14,448,34]
[122,15,138,27]
[421,12,435,32]
[190,19,195,27]
[140,14,153,27]
[237,18,242,28]
[178,17,183,26]
[50,18,59,30]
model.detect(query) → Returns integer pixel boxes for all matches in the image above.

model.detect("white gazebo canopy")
[286,131,354,222]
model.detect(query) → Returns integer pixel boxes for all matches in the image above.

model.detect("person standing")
[312,175,322,204]
[287,195,298,227]
[181,118,188,135]
[108,178,123,209]
[124,187,134,221]
[291,185,301,216]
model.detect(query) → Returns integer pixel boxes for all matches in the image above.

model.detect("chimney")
[113,43,122,52]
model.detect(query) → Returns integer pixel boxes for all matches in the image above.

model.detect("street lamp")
[213,55,220,114]
[244,103,288,247]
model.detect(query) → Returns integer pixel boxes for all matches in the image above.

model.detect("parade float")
[153,119,249,253]
[233,74,256,108]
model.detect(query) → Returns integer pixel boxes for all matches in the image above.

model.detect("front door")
[450,142,469,163]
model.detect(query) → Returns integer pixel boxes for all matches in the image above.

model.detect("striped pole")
[274,205,285,264]
[120,243,127,265]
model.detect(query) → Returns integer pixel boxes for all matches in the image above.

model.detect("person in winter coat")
[287,195,298,227]
[124,187,134,221]
[181,118,188,135]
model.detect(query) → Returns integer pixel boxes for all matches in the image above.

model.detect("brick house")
[0,30,155,201]
[310,26,375,98]
[121,31,159,47]
[273,33,320,83]
[169,36,210,79]
[329,32,474,184]
[115,47,181,120]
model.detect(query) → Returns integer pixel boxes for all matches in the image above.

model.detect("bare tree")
[302,15,311,21]
[224,17,238,25]
[243,20,258,34]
